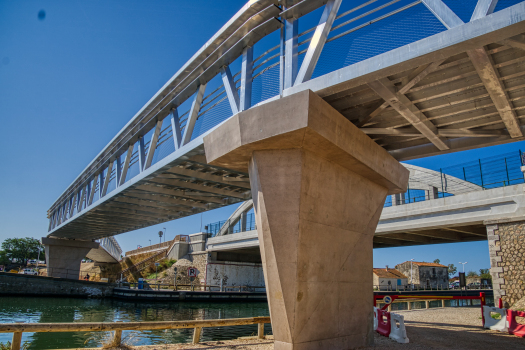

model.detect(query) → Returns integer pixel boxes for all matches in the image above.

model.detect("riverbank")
[67,308,525,350]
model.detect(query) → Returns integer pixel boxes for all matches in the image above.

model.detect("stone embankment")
[0,272,115,297]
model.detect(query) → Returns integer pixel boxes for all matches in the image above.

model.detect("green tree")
[433,259,440,264]
[480,268,492,279]
[0,250,10,265]
[1,238,43,266]
[467,270,477,277]
[448,264,457,277]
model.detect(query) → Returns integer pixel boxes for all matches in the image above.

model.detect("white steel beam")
[115,156,122,188]
[368,78,449,150]
[284,17,298,89]
[138,137,146,172]
[69,193,77,217]
[144,119,163,170]
[221,66,240,114]
[55,205,64,226]
[77,185,87,212]
[295,0,342,85]
[467,47,523,138]
[239,47,253,112]
[119,144,133,187]
[471,0,498,21]
[182,84,207,146]
[88,175,99,205]
[101,161,114,197]
[98,173,104,198]
[61,200,69,222]
[279,26,285,94]
[170,109,182,150]
[421,0,463,29]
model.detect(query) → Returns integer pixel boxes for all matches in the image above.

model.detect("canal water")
[0,297,271,349]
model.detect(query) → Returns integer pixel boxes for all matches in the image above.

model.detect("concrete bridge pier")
[205,90,408,349]
[42,237,99,279]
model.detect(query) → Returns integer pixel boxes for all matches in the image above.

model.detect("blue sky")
[1,0,523,276]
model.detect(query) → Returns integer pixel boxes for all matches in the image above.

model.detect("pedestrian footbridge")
[47,0,525,241]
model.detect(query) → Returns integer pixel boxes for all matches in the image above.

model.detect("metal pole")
[440,168,444,197]
[504,157,510,186]
[479,159,484,188]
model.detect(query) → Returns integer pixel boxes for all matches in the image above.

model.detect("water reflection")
[0,297,271,350]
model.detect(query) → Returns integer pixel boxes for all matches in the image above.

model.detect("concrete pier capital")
[204,89,408,194]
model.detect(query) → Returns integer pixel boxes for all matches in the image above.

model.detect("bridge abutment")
[486,220,525,307]
[42,237,99,279]
[204,90,408,349]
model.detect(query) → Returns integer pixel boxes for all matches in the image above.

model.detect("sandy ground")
[73,308,525,350]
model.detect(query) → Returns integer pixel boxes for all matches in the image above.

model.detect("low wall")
[0,272,115,298]
[206,261,265,289]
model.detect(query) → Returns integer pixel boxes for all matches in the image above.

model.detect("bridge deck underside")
[49,25,525,240]
[324,38,525,160]
[373,223,487,248]
[50,151,250,240]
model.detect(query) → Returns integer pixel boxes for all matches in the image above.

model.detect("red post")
[480,292,486,326]
[499,298,503,309]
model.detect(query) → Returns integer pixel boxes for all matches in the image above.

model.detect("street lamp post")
[36,244,42,269]
[163,227,167,242]
[149,239,151,246]
[459,262,468,273]
[410,258,414,290]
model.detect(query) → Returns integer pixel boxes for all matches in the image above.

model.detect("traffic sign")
[383,296,392,305]
[155,263,160,267]
[188,267,197,277]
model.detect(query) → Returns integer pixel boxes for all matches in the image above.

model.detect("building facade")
[395,261,449,289]
[373,267,408,291]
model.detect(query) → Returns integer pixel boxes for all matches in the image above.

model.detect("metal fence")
[385,150,525,207]
[206,213,257,237]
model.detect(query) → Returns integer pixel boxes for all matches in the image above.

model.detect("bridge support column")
[486,220,525,307]
[42,238,99,279]
[204,90,408,349]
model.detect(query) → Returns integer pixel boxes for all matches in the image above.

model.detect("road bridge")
[44,1,525,348]
[206,182,525,250]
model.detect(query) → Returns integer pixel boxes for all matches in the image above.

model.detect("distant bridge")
[47,0,525,241]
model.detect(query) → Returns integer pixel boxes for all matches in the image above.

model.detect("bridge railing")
[97,237,122,261]
[206,213,257,237]
[385,150,525,207]
[0,316,271,349]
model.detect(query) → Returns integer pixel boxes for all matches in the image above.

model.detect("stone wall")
[418,266,449,289]
[395,262,420,285]
[487,221,525,306]
[0,272,115,297]
[395,262,448,288]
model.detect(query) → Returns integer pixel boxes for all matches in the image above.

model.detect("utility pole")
[410,258,414,290]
